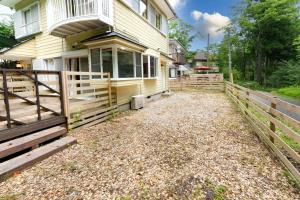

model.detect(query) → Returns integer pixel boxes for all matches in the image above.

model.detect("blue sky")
[169,0,241,50]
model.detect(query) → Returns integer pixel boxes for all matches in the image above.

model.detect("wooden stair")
[0,126,76,178]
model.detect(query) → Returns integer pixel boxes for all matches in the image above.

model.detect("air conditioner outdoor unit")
[131,95,145,110]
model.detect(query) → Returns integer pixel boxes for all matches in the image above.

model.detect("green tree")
[0,15,17,49]
[168,19,195,50]
[238,0,300,84]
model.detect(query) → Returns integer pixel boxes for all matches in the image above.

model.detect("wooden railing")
[225,81,300,184]
[170,74,225,91]
[63,71,117,129]
[0,69,66,142]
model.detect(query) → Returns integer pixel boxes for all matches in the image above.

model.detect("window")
[155,12,161,30]
[125,0,147,19]
[143,55,158,78]
[150,56,158,77]
[136,53,142,78]
[140,0,147,18]
[91,48,113,78]
[118,49,134,78]
[143,55,149,78]
[102,48,113,77]
[169,68,176,78]
[149,4,156,26]
[91,49,101,73]
[14,3,40,39]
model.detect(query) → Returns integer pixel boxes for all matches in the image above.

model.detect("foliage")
[169,19,195,50]
[268,60,300,87]
[186,51,196,62]
[217,0,300,86]
[0,16,17,49]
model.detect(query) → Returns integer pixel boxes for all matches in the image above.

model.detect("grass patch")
[276,86,300,100]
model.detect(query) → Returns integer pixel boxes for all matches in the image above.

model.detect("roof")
[163,0,178,19]
[0,37,34,54]
[194,51,208,61]
[0,0,21,8]
[82,31,147,48]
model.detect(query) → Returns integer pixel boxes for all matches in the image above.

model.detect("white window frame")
[143,54,159,79]
[20,2,41,37]
[89,44,144,80]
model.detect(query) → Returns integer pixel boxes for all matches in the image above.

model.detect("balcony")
[47,0,113,37]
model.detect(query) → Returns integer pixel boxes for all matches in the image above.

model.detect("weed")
[63,161,78,172]
[115,196,131,200]
[73,111,82,122]
[109,110,119,121]
[282,170,300,190]
[0,193,22,200]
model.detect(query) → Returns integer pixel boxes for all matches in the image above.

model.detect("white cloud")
[191,10,203,21]
[168,0,186,9]
[0,5,14,22]
[192,10,230,42]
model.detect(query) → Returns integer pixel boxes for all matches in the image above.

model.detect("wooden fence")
[62,71,117,129]
[170,74,225,91]
[226,81,300,184]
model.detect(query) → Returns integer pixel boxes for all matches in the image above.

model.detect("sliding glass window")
[136,52,142,78]
[102,48,113,77]
[143,55,149,78]
[118,49,134,78]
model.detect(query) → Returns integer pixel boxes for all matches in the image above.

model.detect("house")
[192,50,219,74]
[192,51,208,69]
[0,0,176,109]
[168,38,187,78]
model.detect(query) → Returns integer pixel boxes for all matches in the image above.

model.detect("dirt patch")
[0,92,299,199]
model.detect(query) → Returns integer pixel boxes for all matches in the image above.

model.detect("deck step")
[0,126,67,159]
[0,136,76,178]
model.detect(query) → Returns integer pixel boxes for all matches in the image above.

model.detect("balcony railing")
[46,0,113,36]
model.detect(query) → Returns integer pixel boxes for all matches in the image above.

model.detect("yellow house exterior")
[0,0,176,108]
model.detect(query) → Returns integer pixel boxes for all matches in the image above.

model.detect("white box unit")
[131,95,145,110]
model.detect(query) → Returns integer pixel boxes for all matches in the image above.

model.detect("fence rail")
[170,74,225,91]
[225,81,300,184]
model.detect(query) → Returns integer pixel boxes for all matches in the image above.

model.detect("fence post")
[34,71,41,121]
[108,73,112,107]
[269,97,277,143]
[60,71,70,120]
[2,70,11,128]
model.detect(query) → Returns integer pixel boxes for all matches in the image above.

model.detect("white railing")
[46,0,113,31]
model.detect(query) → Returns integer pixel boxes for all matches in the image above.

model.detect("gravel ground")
[0,91,299,200]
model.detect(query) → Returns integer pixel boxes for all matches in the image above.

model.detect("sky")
[1,0,297,51]
[169,0,241,51]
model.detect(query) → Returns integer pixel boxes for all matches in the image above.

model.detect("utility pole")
[207,33,210,68]
[227,30,233,83]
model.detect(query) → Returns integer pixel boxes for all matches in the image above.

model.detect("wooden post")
[108,73,112,107]
[2,70,11,128]
[269,98,277,143]
[34,71,41,121]
[60,71,70,120]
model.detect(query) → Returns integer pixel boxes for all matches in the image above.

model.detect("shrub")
[268,60,300,87]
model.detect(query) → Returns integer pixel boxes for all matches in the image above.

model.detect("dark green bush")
[268,61,300,88]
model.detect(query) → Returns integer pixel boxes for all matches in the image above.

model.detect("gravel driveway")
[0,92,299,200]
